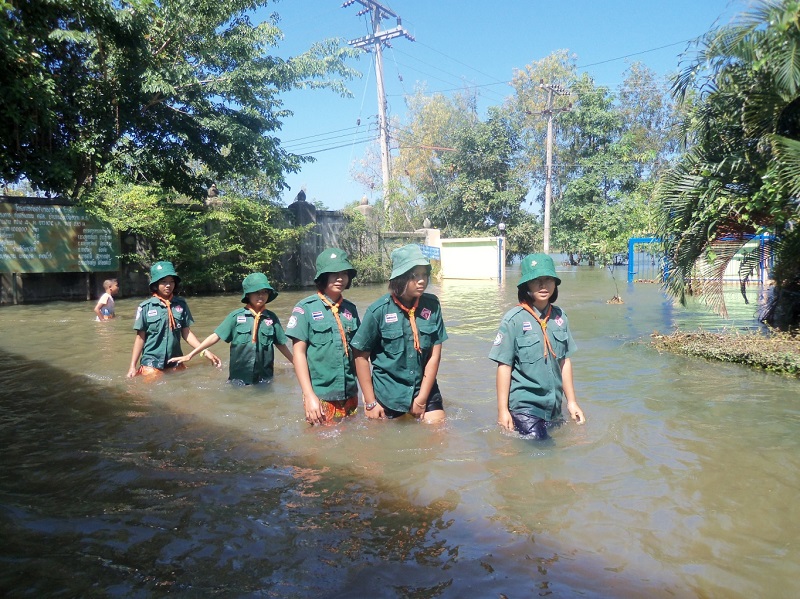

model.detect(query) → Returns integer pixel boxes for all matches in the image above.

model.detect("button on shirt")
[285,294,361,402]
[350,292,447,413]
[214,308,287,384]
[488,304,576,421]
[133,296,194,369]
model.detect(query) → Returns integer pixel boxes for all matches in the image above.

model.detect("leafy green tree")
[658,0,800,328]
[1,0,359,198]
[424,107,527,236]
[506,54,675,263]
[83,174,309,290]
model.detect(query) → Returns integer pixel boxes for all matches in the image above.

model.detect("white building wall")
[439,237,505,281]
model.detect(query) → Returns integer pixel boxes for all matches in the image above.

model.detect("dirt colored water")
[1,265,797,597]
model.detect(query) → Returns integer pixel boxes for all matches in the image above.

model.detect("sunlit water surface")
[1,266,798,597]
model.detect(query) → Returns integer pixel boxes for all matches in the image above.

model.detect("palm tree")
[657,0,800,329]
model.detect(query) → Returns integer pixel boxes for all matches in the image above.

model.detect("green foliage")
[1,0,360,198]
[337,203,389,284]
[503,56,677,263]
[657,0,800,326]
[82,176,309,291]
[504,212,542,264]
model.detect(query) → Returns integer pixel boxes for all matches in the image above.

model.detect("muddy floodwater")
[1,265,798,597]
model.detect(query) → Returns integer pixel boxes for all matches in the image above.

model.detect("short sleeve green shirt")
[133,295,194,369]
[214,307,287,385]
[350,292,447,413]
[488,303,576,421]
[285,294,360,402]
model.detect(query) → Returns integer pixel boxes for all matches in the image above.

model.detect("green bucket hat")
[390,244,431,280]
[314,248,357,289]
[517,253,561,287]
[149,261,180,289]
[241,272,278,303]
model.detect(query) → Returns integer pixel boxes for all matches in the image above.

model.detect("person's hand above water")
[410,394,427,419]
[303,392,325,425]
[567,401,585,424]
[364,398,386,419]
[203,350,222,368]
[497,407,515,431]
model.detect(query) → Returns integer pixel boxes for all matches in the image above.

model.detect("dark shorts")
[380,383,444,419]
[510,412,563,439]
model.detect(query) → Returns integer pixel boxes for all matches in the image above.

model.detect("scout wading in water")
[351,244,447,423]
[489,253,585,439]
[169,273,292,385]
[286,249,360,425]
[127,261,221,378]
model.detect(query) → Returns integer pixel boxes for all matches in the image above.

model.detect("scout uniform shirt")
[214,308,288,385]
[285,294,360,402]
[488,303,576,421]
[350,292,448,413]
[133,295,193,369]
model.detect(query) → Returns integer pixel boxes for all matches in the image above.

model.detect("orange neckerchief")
[153,293,176,330]
[518,302,557,360]
[392,294,421,353]
[247,307,264,343]
[317,292,349,357]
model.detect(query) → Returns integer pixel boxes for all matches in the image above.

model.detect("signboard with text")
[418,244,441,260]
[0,202,119,273]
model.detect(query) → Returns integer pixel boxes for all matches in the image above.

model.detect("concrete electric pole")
[538,82,570,254]
[343,1,414,219]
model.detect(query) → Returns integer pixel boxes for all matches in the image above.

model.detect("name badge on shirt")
[385,313,398,323]
[312,311,324,321]
[147,309,158,317]
[522,321,532,331]
[237,315,247,323]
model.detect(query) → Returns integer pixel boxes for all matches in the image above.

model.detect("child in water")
[94,278,119,321]
[286,248,360,425]
[489,253,585,439]
[127,261,221,378]
[351,244,447,423]
[170,272,292,385]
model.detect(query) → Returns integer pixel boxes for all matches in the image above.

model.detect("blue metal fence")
[627,235,773,284]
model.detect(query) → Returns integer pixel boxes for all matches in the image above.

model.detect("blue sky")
[263,0,747,209]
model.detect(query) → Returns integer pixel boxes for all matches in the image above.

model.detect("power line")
[296,135,379,156]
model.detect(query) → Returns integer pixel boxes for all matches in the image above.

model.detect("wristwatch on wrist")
[364,401,378,411]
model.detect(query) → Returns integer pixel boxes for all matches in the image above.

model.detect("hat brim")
[150,275,181,290]
[242,288,278,303]
[314,260,357,281]
[390,258,431,281]
[517,272,561,287]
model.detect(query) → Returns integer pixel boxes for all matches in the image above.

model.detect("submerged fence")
[627,235,773,284]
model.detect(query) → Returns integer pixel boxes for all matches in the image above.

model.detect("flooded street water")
[1,265,798,597]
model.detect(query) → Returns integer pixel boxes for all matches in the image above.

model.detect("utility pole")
[538,81,570,254]
[343,1,414,221]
